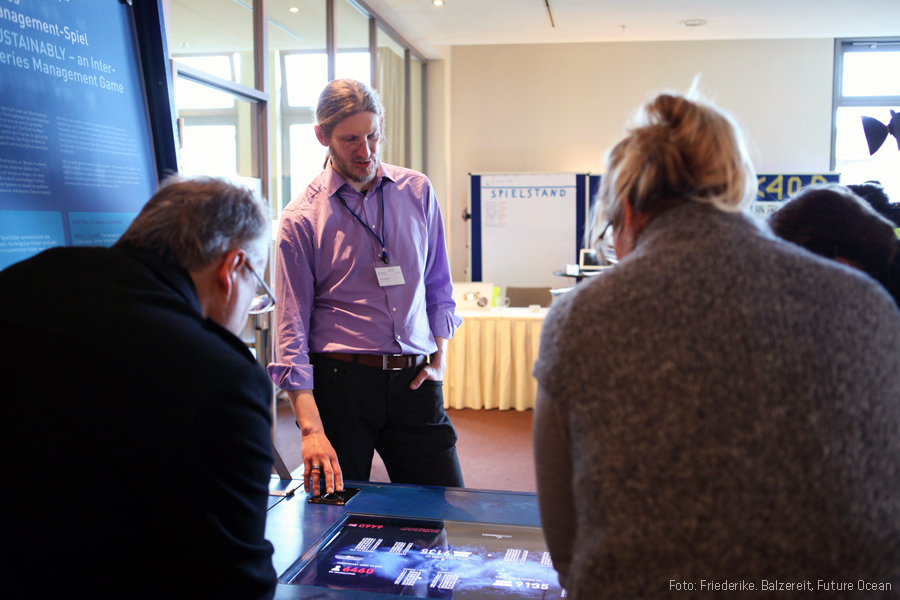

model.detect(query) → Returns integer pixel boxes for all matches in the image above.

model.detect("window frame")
[172,54,267,177]
[278,47,375,206]
[831,37,900,170]
[276,0,428,209]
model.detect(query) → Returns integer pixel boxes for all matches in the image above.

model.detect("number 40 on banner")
[756,173,840,202]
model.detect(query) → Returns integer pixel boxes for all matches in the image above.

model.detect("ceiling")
[167,0,900,61]
[359,0,900,60]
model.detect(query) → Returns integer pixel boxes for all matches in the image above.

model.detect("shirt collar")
[323,159,397,198]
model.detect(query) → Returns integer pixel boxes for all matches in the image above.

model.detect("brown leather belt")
[316,352,428,371]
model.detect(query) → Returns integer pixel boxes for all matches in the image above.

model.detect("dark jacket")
[0,243,276,599]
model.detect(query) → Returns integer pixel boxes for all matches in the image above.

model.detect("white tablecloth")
[445,308,550,411]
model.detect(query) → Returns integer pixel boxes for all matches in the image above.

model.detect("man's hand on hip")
[410,336,448,390]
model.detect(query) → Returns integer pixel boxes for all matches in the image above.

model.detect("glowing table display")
[266,480,565,599]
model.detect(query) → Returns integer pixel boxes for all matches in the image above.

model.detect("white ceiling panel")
[361,0,900,59]
[168,0,900,61]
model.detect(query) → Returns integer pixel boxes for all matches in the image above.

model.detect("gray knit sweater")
[534,202,900,599]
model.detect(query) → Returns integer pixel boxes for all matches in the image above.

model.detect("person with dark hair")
[768,183,900,306]
[0,176,278,599]
[847,180,900,226]
[268,79,464,495]
[533,91,900,599]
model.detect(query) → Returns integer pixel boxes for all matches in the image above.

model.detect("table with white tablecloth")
[444,307,550,411]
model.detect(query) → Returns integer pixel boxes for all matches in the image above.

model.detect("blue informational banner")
[0,0,162,270]
[588,173,840,221]
[756,173,840,202]
[751,173,840,218]
[0,209,64,267]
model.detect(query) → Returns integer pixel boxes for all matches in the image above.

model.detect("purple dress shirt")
[267,162,462,391]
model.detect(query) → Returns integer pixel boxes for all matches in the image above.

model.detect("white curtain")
[377,46,405,167]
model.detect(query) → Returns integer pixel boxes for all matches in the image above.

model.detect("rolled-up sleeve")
[267,207,316,391]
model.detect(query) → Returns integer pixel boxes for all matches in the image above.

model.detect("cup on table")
[492,296,511,309]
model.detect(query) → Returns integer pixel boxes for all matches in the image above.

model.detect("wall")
[425,45,452,221]
[435,38,835,280]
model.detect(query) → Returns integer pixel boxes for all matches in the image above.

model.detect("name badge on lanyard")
[375,261,405,287]
[337,180,405,287]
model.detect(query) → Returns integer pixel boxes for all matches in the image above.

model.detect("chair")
[505,286,552,307]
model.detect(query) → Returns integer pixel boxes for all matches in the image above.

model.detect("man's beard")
[329,145,380,186]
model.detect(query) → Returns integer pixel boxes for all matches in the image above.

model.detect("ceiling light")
[433,0,444,5]
[289,6,299,12]
[680,19,707,27]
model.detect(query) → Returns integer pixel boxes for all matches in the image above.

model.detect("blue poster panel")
[0,0,159,270]
[751,173,840,218]
[756,173,840,202]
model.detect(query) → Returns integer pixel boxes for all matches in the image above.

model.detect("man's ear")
[215,248,246,298]
[314,125,329,147]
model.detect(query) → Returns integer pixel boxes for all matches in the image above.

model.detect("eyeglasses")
[597,221,618,266]
[337,132,382,152]
[245,261,277,314]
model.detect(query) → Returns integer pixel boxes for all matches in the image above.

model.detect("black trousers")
[311,353,464,488]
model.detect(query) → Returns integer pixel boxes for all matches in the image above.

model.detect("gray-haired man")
[1,175,278,600]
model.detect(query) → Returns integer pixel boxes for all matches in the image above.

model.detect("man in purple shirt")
[268,79,464,495]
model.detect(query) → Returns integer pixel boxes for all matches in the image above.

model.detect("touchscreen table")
[281,514,566,598]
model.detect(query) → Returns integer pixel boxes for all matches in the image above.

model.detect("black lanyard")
[335,179,388,264]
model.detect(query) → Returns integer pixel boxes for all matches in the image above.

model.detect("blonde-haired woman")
[533,92,900,599]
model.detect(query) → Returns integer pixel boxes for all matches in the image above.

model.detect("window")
[280,50,371,200]
[284,53,328,108]
[176,55,240,109]
[272,0,426,211]
[174,55,243,177]
[336,0,371,85]
[169,0,428,214]
[168,0,256,85]
[833,39,900,202]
